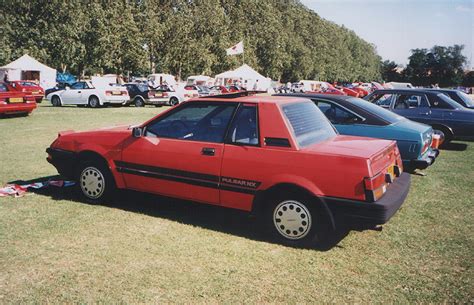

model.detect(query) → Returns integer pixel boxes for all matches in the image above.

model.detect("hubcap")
[90,98,98,107]
[273,200,312,240]
[80,167,105,199]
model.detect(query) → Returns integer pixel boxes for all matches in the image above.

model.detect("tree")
[381,60,401,82]
[462,71,474,87]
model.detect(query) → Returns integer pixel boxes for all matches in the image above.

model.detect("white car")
[46,81,129,108]
[144,84,199,106]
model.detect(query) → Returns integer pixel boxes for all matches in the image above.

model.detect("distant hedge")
[0,0,381,82]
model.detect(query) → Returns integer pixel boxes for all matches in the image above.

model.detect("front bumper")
[46,147,77,179]
[410,148,439,170]
[324,173,411,225]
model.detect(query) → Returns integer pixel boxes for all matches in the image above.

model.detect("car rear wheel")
[51,96,61,107]
[264,192,331,248]
[88,96,100,108]
[134,97,145,107]
[169,97,179,106]
[77,160,115,203]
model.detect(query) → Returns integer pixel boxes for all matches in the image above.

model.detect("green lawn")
[0,103,472,303]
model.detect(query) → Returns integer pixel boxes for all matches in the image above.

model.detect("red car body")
[46,96,410,246]
[340,87,359,97]
[7,81,44,103]
[0,83,37,116]
[209,85,229,94]
[350,87,369,97]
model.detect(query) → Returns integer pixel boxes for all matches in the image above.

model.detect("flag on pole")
[226,41,244,56]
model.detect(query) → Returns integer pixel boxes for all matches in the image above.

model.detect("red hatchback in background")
[0,83,37,116]
[7,81,45,103]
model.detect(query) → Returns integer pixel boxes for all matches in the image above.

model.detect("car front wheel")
[51,96,61,107]
[77,161,115,203]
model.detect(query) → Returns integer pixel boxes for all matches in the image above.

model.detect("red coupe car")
[7,81,44,103]
[0,83,37,116]
[46,95,410,247]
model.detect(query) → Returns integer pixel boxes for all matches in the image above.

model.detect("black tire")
[77,160,116,203]
[263,191,333,248]
[134,97,145,107]
[51,96,61,107]
[88,96,100,108]
[169,97,179,106]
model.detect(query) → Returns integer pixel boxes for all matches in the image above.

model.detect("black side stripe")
[114,160,259,195]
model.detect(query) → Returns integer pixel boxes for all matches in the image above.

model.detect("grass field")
[0,103,473,303]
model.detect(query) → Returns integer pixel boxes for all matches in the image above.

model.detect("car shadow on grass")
[440,142,468,151]
[10,175,350,251]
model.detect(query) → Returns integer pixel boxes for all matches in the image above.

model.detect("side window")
[227,105,259,145]
[316,101,362,124]
[369,94,394,108]
[394,94,428,109]
[70,82,84,90]
[431,95,452,109]
[145,103,237,143]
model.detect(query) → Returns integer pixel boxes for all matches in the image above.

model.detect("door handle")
[78,91,81,93]
[201,147,215,156]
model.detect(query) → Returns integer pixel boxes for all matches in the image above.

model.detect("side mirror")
[132,127,144,138]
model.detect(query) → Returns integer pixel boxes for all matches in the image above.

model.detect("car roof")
[371,88,440,95]
[190,95,309,105]
[275,93,355,103]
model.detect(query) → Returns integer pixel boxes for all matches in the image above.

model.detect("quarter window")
[315,101,363,124]
[145,103,237,143]
[227,105,259,145]
[70,82,85,90]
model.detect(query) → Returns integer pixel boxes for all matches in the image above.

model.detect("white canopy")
[186,75,214,85]
[0,54,57,89]
[215,64,271,91]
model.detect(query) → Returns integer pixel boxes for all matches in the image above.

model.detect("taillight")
[162,92,168,97]
[121,91,128,96]
[105,91,113,96]
[148,92,154,98]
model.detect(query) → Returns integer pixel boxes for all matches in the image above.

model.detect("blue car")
[365,89,474,143]
[276,93,439,171]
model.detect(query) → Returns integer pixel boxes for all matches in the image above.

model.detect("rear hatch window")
[282,101,337,147]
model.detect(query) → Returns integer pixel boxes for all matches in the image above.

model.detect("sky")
[300,0,474,67]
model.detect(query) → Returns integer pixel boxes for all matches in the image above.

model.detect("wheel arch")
[88,94,102,105]
[51,94,63,105]
[76,150,124,188]
[430,123,453,136]
[251,183,336,231]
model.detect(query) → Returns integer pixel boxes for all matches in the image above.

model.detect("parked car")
[0,82,37,116]
[124,83,167,107]
[209,85,229,94]
[45,82,70,97]
[46,81,129,108]
[365,89,474,143]
[278,93,439,171]
[426,89,474,109]
[7,81,44,103]
[184,85,210,97]
[46,95,410,247]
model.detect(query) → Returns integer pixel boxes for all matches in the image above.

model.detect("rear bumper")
[409,148,439,170]
[103,97,129,104]
[46,147,77,179]
[0,102,37,115]
[324,173,411,225]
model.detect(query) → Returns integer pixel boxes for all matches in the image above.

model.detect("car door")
[61,82,85,104]
[391,93,431,124]
[220,103,263,211]
[119,102,238,205]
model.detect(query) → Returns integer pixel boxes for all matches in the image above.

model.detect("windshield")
[437,93,461,109]
[348,97,404,123]
[282,101,337,147]
[458,91,474,107]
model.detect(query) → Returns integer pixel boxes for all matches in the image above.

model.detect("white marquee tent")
[0,54,57,89]
[215,64,272,91]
